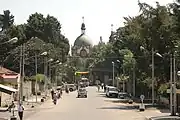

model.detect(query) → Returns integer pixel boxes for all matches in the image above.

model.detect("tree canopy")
[90,1,180,97]
[0,11,70,81]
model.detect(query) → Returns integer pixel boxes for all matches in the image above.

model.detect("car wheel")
[128,101,133,104]
[85,95,87,98]
[139,109,145,111]
[69,88,73,92]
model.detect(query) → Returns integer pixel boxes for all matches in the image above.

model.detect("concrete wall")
[0,84,15,107]
[23,81,33,98]
[0,92,14,107]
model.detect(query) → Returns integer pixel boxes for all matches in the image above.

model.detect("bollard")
[139,103,145,111]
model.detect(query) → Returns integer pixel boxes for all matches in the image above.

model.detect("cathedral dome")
[74,33,93,47]
[73,17,93,47]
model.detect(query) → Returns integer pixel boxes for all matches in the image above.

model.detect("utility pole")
[152,47,155,105]
[173,52,177,114]
[35,52,38,103]
[116,73,119,88]
[112,62,115,86]
[19,45,22,103]
[123,68,125,93]
[49,63,51,83]
[22,44,25,103]
[55,67,57,88]
[170,54,174,115]
[44,56,48,96]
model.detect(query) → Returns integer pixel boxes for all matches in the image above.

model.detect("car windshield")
[69,85,74,87]
[109,88,117,91]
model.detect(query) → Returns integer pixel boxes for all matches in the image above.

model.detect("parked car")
[77,88,87,98]
[79,78,89,87]
[106,86,119,98]
[56,86,63,90]
[118,92,133,104]
[66,84,76,92]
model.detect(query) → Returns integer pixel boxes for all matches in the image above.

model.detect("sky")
[0,0,174,46]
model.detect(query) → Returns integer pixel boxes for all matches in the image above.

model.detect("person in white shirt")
[18,103,24,120]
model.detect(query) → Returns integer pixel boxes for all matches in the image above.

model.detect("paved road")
[24,87,168,120]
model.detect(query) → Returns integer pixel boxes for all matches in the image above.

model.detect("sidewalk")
[0,94,51,120]
[129,102,173,119]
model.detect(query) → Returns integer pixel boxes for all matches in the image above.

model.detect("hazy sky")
[0,0,173,45]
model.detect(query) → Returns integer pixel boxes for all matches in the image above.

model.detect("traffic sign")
[140,95,145,100]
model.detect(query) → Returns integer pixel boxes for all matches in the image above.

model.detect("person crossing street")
[18,103,24,120]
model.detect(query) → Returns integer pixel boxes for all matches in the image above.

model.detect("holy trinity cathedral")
[71,17,93,72]
[71,17,120,88]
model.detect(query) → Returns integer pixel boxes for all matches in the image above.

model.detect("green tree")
[0,10,14,32]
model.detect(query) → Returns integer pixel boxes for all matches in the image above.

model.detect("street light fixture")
[55,60,60,63]
[0,37,18,45]
[48,58,53,62]
[41,52,48,56]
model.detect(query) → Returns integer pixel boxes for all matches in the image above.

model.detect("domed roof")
[74,33,93,46]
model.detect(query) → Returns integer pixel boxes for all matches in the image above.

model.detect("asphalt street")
[24,87,167,120]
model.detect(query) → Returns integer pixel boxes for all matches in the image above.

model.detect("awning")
[0,84,17,95]
[1,74,18,79]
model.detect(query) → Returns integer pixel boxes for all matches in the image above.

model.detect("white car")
[106,86,119,98]
[77,88,87,98]
[118,92,133,104]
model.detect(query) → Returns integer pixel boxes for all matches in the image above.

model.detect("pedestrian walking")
[7,101,15,112]
[104,84,106,92]
[51,89,54,99]
[97,85,100,92]
[101,83,104,89]
[53,93,58,105]
[18,103,24,120]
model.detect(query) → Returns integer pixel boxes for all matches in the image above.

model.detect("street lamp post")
[48,58,53,86]
[133,63,136,97]
[112,61,115,86]
[35,52,38,103]
[19,45,22,103]
[171,51,177,115]
[140,46,162,105]
[173,52,177,115]
[41,52,48,96]
[152,47,155,105]
[54,60,59,88]
[56,62,62,88]
[170,54,174,115]
[116,60,120,88]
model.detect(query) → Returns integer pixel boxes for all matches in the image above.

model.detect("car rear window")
[79,89,86,92]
